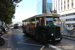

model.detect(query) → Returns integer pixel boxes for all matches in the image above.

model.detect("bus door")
[29,27,35,35]
[25,20,30,33]
[28,20,35,35]
[25,25,30,33]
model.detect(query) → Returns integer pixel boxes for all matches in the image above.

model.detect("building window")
[68,4,69,9]
[58,0,60,12]
[64,0,66,10]
[72,0,73,8]
[67,0,69,9]
[61,0,62,11]
[68,0,69,2]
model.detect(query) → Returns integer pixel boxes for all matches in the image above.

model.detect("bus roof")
[22,13,60,22]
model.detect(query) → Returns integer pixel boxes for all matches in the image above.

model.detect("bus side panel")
[34,26,45,36]
[26,27,30,33]
[23,26,26,33]
[23,26,30,34]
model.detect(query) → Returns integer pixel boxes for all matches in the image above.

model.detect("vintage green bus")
[22,13,62,44]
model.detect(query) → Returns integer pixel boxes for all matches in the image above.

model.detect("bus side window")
[31,22,35,26]
[46,21,52,25]
[36,22,39,26]
[31,23,34,26]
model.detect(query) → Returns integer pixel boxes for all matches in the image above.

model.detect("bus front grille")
[55,27,60,36]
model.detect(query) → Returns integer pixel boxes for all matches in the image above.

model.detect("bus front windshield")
[53,18,59,26]
[46,17,59,26]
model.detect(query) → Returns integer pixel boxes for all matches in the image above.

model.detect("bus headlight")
[51,33,54,36]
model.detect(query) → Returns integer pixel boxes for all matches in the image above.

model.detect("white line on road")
[16,48,19,50]
[18,29,22,32]
[3,34,9,36]
[17,38,45,49]
[48,44,62,50]
[19,43,44,46]
[1,36,8,40]
[17,38,30,43]
[7,48,12,50]
[40,46,45,50]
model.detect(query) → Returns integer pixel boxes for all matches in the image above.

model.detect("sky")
[47,0,52,3]
[12,0,37,22]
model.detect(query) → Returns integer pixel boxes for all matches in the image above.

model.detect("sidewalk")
[62,35,75,41]
[0,29,12,50]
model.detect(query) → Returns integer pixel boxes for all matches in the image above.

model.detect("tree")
[13,0,22,3]
[9,0,22,4]
[0,0,22,25]
[0,0,14,25]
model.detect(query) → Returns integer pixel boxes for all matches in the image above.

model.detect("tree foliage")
[13,0,22,3]
[0,0,22,24]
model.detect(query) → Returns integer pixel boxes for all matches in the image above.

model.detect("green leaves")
[13,0,22,3]
[0,0,22,24]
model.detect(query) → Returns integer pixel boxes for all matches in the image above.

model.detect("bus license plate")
[55,38,60,40]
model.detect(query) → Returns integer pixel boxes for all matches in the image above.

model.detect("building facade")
[37,0,52,15]
[53,0,75,36]
[53,0,75,15]
[53,0,75,23]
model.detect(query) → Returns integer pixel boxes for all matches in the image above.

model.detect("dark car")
[14,24,19,29]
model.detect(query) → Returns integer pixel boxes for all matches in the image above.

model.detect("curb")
[62,35,75,38]
[62,36,75,41]
[7,29,13,50]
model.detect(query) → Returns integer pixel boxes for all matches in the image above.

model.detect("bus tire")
[25,33,29,37]
[39,33,47,44]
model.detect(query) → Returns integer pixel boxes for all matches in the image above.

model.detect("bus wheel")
[39,33,47,44]
[25,33,29,37]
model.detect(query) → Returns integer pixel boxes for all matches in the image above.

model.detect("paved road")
[0,28,75,50]
[50,39,75,50]
[11,28,55,50]
[11,28,75,50]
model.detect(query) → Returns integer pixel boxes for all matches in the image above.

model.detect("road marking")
[17,38,30,43]
[19,43,44,46]
[1,36,8,40]
[17,38,44,46]
[18,29,22,32]
[48,44,62,50]
[40,46,45,50]
[7,48,12,50]
[15,36,28,39]
[16,48,19,50]
[3,34,9,36]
